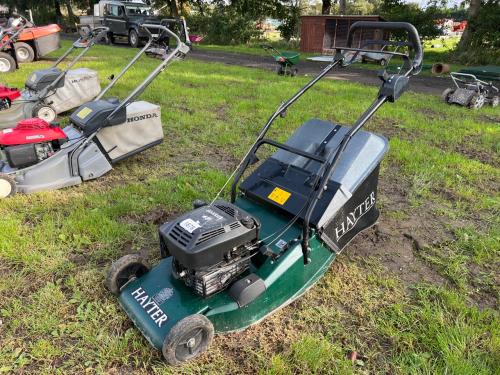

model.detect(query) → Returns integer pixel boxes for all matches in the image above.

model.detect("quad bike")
[441,72,499,109]
[107,22,423,366]
[0,12,30,73]
[0,25,110,129]
[0,24,190,198]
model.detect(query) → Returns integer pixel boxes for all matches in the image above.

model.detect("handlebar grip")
[346,21,423,74]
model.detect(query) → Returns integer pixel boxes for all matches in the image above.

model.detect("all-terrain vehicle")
[0,24,190,198]
[0,25,110,128]
[106,22,423,366]
[0,12,30,73]
[441,72,499,109]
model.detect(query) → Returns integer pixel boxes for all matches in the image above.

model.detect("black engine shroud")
[159,200,261,270]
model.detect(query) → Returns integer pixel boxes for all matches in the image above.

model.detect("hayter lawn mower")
[441,72,499,109]
[0,24,190,198]
[0,12,31,73]
[0,25,110,128]
[107,22,423,366]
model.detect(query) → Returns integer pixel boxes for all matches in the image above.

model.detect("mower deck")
[119,196,333,350]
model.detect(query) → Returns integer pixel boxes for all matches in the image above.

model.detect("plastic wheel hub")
[0,57,11,72]
[37,106,56,122]
[0,179,12,197]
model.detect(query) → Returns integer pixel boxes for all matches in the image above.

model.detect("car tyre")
[129,29,140,48]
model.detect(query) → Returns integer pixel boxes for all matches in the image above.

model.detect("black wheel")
[14,42,34,63]
[162,314,214,366]
[441,88,455,104]
[361,58,367,64]
[32,103,57,122]
[129,29,140,48]
[0,52,16,73]
[107,254,152,296]
[107,32,115,45]
[277,66,285,76]
[469,93,485,109]
[0,173,16,198]
[379,58,387,66]
[291,69,298,77]
[490,95,499,107]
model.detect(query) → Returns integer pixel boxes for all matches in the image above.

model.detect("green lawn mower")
[107,22,423,366]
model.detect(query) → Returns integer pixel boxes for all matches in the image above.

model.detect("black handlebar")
[346,21,423,74]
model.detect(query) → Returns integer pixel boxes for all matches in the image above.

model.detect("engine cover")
[70,98,127,136]
[0,119,68,146]
[159,200,261,269]
[25,68,65,92]
[0,85,20,101]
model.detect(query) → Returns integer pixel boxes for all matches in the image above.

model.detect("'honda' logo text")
[127,113,158,123]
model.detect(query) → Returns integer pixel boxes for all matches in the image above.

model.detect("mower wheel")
[361,59,367,64]
[490,96,499,107]
[0,173,17,198]
[441,88,455,104]
[0,52,16,73]
[379,59,387,66]
[15,42,34,63]
[32,104,57,123]
[470,94,485,109]
[291,69,298,78]
[107,254,152,296]
[162,314,214,366]
[129,29,140,48]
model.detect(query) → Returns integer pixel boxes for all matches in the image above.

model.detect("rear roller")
[0,173,17,198]
[162,314,214,366]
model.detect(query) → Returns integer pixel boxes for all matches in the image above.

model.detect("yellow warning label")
[77,107,93,120]
[268,187,291,205]
[30,74,37,82]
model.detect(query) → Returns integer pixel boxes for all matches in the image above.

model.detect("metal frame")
[230,22,423,265]
[0,12,29,54]
[450,72,499,98]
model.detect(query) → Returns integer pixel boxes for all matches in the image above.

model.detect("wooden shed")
[300,15,388,55]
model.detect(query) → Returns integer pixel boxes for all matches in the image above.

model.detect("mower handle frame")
[228,22,423,265]
[450,72,499,92]
[0,12,29,53]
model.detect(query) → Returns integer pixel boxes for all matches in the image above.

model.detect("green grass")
[0,40,499,374]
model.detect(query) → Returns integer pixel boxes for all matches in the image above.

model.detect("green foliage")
[346,0,375,15]
[205,7,261,45]
[380,0,443,40]
[276,3,302,41]
[457,1,500,64]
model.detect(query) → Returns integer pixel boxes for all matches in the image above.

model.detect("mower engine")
[159,200,261,299]
[0,118,68,169]
[0,85,21,110]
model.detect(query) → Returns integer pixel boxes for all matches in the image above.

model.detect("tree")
[346,0,374,15]
[458,0,481,51]
[322,0,332,13]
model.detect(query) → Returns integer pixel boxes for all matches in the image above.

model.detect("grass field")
[0,40,499,374]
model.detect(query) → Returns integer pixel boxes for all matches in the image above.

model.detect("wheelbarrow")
[260,43,299,77]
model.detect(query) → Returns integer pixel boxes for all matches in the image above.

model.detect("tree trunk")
[322,0,332,14]
[65,0,75,24]
[54,0,63,17]
[196,0,204,16]
[168,0,179,18]
[458,0,481,50]
[85,0,91,12]
[339,0,346,15]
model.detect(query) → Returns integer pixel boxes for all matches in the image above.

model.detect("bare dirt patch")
[140,207,182,226]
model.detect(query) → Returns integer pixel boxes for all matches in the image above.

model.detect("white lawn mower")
[0,25,109,129]
[0,24,190,198]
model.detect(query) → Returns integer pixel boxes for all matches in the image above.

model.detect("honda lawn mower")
[0,25,109,129]
[107,22,423,366]
[0,12,30,73]
[0,24,190,198]
[441,72,499,109]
